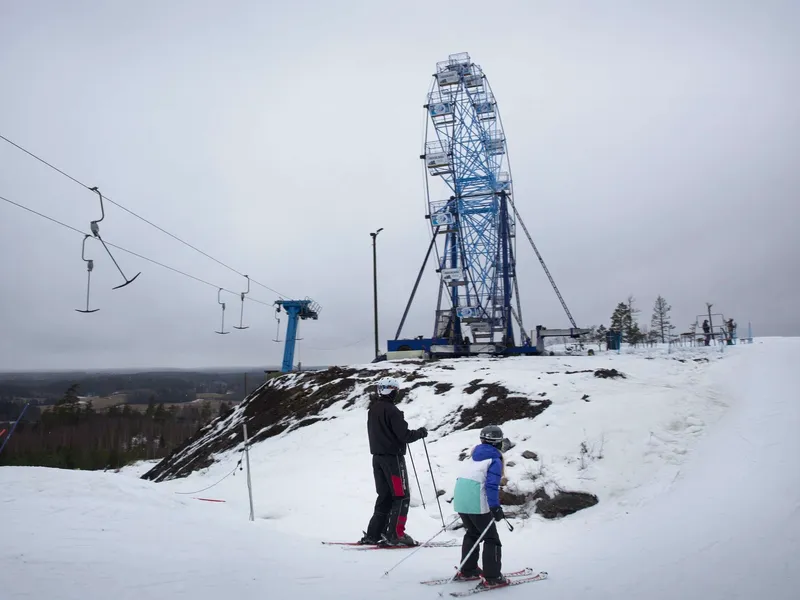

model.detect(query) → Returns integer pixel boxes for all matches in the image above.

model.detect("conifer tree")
[650,295,674,343]
[625,295,640,342]
[610,303,628,334]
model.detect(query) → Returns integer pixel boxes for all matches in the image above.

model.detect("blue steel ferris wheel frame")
[423,52,521,346]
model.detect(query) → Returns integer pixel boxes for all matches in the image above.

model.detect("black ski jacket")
[367,397,424,456]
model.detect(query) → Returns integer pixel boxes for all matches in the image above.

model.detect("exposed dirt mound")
[497,486,597,519]
[594,368,626,379]
[404,370,427,382]
[455,382,551,431]
[535,490,599,518]
[143,366,364,481]
[143,364,552,483]
[464,378,484,394]
[499,488,529,506]
[435,382,454,395]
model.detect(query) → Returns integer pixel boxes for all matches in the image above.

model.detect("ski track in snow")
[2,339,799,599]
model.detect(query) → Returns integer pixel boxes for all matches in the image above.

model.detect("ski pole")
[423,438,446,528]
[381,514,460,578]
[407,445,426,509]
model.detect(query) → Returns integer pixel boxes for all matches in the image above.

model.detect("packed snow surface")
[2,339,799,599]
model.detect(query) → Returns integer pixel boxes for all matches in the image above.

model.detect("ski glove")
[490,506,505,522]
[416,427,428,439]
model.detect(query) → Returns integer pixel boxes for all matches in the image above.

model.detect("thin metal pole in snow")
[407,446,426,509]
[423,438,446,528]
[243,423,254,522]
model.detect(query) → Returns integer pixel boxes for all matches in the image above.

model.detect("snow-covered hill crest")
[143,346,732,522]
[5,340,798,600]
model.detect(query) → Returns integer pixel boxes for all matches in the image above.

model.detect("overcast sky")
[0,0,797,371]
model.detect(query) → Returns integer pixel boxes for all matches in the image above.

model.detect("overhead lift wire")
[0,133,288,299]
[0,194,272,307]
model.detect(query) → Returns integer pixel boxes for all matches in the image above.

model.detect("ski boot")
[478,575,510,589]
[454,568,482,582]
[378,533,419,547]
[357,531,380,545]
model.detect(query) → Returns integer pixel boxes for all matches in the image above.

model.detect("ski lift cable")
[0,193,272,307]
[0,133,289,299]
[174,456,244,495]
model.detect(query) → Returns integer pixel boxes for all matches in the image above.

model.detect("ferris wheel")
[421,52,525,347]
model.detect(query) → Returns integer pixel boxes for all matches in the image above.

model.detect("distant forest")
[0,385,235,470]
[0,369,274,470]
[0,369,272,405]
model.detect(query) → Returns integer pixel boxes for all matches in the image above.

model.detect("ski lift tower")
[274,298,320,372]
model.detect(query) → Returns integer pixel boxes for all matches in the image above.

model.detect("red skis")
[420,567,535,586]
[321,539,458,550]
[448,571,548,596]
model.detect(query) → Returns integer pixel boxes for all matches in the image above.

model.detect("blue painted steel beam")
[281,304,302,372]
[275,299,319,373]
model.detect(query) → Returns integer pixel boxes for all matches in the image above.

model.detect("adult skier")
[359,377,428,547]
[452,425,508,588]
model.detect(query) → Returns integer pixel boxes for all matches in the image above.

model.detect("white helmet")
[376,377,400,396]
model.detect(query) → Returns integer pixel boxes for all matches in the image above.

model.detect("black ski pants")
[459,512,502,579]
[365,454,410,541]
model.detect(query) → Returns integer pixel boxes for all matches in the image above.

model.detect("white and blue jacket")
[452,443,503,514]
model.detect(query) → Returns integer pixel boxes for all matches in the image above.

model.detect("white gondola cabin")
[436,70,460,86]
[485,134,505,155]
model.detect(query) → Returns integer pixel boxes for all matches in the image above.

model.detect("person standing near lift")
[359,377,428,547]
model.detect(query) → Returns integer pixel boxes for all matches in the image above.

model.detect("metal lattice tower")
[422,52,520,346]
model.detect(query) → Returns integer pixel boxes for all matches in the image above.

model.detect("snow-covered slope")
[141,344,734,536]
[2,339,798,599]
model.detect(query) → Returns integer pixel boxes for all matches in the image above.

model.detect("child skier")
[452,424,508,588]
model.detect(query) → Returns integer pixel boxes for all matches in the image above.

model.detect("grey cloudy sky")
[1,0,797,371]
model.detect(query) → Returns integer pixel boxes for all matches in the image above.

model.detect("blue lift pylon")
[274,298,320,372]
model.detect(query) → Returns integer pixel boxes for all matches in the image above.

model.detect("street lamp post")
[370,228,383,358]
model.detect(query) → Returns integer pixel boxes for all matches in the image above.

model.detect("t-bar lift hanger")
[89,186,141,289]
[233,275,250,330]
[75,234,99,313]
[215,288,229,334]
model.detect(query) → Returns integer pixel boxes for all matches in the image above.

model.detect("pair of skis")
[421,568,548,596]
[321,539,458,550]
[322,541,548,595]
